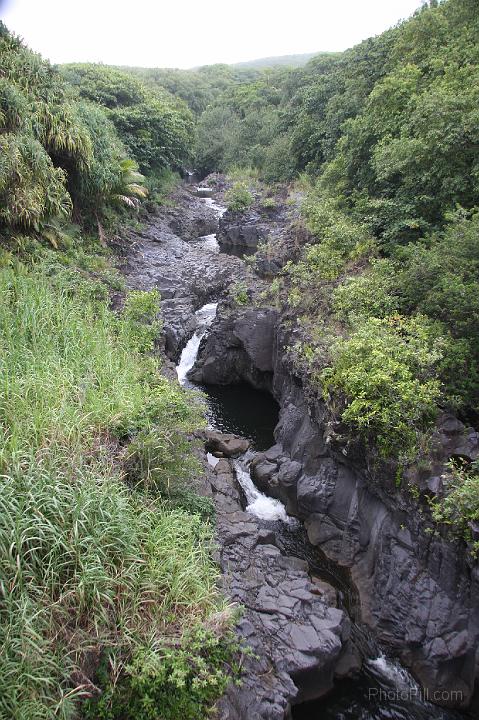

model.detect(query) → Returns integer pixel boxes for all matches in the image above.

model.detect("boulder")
[205,430,250,458]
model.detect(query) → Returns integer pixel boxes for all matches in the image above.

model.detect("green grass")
[0,254,230,719]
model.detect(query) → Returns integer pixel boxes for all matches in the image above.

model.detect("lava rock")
[205,430,250,458]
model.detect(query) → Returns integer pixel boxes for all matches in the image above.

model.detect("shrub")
[431,461,479,554]
[321,315,444,459]
[261,196,277,210]
[332,258,400,319]
[224,181,254,212]
[84,624,242,720]
[229,280,250,306]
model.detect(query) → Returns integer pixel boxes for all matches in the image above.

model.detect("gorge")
[2,3,478,717]
[121,179,478,719]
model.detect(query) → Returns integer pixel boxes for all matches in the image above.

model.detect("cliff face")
[191,304,479,710]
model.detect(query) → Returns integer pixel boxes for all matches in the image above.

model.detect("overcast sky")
[1,0,424,68]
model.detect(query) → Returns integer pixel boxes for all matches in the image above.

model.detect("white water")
[197,192,227,219]
[176,302,218,386]
[206,452,220,468]
[367,653,419,691]
[191,233,220,253]
[189,192,227,253]
[233,459,292,522]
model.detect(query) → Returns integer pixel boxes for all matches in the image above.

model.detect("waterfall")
[176,302,217,387]
[233,459,292,523]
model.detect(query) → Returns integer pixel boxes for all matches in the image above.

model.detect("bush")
[332,258,399,319]
[224,181,254,212]
[321,315,444,459]
[431,461,479,555]
[229,280,250,305]
[85,624,242,720]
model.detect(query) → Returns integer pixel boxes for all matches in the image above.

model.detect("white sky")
[1,0,424,68]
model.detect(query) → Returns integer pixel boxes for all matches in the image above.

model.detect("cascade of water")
[233,459,292,522]
[176,303,217,387]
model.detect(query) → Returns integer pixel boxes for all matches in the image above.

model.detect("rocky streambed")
[117,179,478,719]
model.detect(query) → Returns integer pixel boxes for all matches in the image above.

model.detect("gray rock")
[206,458,350,719]
[205,430,250,458]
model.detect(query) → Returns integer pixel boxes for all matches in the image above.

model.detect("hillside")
[231,51,320,68]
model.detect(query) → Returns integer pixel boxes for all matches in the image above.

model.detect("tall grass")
[0,256,223,719]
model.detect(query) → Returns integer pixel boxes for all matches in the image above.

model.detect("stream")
[174,190,468,720]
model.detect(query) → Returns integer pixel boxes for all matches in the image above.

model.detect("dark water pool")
[203,382,279,450]
[292,669,470,720]
[218,243,258,259]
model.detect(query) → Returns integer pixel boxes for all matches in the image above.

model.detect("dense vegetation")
[61,64,194,178]
[280,0,479,464]
[0,21,239,719]
[2,0,479,712]
[189,0,479,457]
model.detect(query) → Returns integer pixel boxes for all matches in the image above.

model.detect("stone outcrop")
[189,308,277,390]
[164,185,218,239]
[205,448,357,719]
[205,430,250,458]
[116,193,257,361]
[217,186,298,261]
[192,305,479,710]
[218,210,269,250]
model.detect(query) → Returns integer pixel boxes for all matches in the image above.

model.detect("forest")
[1,0,478,717]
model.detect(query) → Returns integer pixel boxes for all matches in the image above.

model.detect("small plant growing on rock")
[261,196,277,210]
[430,460,479,555]
[230,281,249,306]
[225,182,253,212]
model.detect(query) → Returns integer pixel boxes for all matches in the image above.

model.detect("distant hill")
[231,52,321,69]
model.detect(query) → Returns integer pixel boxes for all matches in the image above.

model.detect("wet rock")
[166,185,218,239]
[218,210,269,250]
[311,577,338,607]
[207,459,351,719]
[273,369,479,708]
[117,201,256,362]
[190,308,277,390]
[205,430,250,458]
[194,302,479,709]
[251,457,279,495]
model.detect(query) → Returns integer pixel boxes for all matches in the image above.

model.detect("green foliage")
[261,196,277,210]
[321,316,444,458]
[120,289,161,353]
[194,73,291,178]
[0,131,72,229]
[0,26,149,240]
[332,259,399,319]
[332,210,479,413]
[62,64,194,174]
[0,255,227,718]
[85,624,242,720]
[229,280,250,306]
[431,460,479,554]
[224,182,254,212]
[261,134,297,184]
